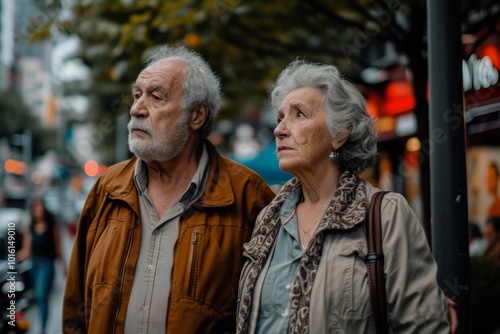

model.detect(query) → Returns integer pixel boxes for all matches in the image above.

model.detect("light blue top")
[256,186,305,334]
[469,237,486,256]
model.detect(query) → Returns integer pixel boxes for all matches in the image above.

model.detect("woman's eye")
[297,111,304,117]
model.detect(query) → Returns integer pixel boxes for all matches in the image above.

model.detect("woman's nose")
[274,119,288,138]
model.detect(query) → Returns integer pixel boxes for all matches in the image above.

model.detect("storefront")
[360,66,424,222]
[360,29,500,226]
[463,31,500,226]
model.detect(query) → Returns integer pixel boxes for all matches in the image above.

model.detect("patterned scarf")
[236,171,368,334]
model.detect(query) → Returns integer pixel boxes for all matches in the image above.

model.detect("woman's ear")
[331,133,350,150]
[190,104,208,131]
[331,124,352,150]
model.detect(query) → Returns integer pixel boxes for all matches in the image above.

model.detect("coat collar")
[243,170,367,261]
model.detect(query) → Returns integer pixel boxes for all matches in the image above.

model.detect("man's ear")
[190,104,208,131]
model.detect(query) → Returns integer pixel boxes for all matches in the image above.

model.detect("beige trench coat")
[239,180,450,333]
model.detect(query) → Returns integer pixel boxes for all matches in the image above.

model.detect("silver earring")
[329,150,341,164]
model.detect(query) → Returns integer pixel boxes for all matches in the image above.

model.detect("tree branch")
[350,0,408,43]
[225,16,374,68]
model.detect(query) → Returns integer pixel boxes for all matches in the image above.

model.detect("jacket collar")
[103,140,234,208]
[197,140,235,207]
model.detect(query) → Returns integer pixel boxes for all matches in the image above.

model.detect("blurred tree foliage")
[30,0,498,224]
[0,89,57,158]
[29,0,498,143]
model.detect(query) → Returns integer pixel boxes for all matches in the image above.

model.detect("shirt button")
[140,305,147,311]
[153,230,158,235]
[282,309,289,316]
[147,264,154,271]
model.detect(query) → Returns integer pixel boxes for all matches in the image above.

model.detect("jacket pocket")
[177,224,243,314]
[338,241,371,319]
[88,219,131,286]
[99,227,117,282]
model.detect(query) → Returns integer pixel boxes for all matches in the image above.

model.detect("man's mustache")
[128,120,153,136]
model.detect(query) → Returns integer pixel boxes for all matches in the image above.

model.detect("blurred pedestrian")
[483,216,500,264]
[487,162,500,217]
[18,198,65,334]
[468,221,486,256]
[62,45,275,334]
[236,59,451,333]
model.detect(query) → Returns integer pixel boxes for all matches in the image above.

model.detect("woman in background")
[18,199,65,334]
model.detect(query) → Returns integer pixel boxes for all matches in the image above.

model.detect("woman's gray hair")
[146,45,221,138]
[270,59,378,174]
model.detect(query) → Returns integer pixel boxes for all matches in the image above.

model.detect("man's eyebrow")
[131,82,168,94]
[149,83,167,94]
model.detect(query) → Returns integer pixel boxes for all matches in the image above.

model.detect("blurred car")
[0,208,29,257]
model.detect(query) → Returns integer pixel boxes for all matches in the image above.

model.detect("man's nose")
[130,96,147,118]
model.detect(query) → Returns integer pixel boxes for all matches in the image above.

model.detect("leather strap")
[366,191,389,334]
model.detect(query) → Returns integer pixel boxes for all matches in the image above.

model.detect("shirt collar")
[133,142,210,202]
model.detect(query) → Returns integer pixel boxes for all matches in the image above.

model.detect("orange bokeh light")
[383,81,416,115]
[84,160,99,177]
[4,159,26,175]
[98,165,108,176]
[481,44,500,70]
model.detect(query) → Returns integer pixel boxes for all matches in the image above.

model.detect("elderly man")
[63,46,275,334]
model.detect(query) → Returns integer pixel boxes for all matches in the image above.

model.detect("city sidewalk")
[24,225,75,334]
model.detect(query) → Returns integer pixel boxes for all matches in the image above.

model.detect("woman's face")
[274,86,336,175]
[33,201,45,220]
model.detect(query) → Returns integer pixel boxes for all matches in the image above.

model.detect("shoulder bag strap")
[366,191,390,334]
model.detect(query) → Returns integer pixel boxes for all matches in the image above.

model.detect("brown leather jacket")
[62,141,276,334]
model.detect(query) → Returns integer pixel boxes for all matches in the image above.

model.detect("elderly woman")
[236,60,451,333]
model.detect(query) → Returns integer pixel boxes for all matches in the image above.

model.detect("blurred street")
[24,225,75,334]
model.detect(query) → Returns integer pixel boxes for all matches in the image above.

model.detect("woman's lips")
[277,146,292,153]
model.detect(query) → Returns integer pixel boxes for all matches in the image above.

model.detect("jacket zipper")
[110,227,134,333]
[186,231,200,297]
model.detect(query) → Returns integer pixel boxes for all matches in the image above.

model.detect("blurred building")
[0,0,94,212]
[0,0,15,89]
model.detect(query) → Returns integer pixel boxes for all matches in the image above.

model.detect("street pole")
[427,0,471,332]
[11,130,32,208]
[23,130,32,204]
